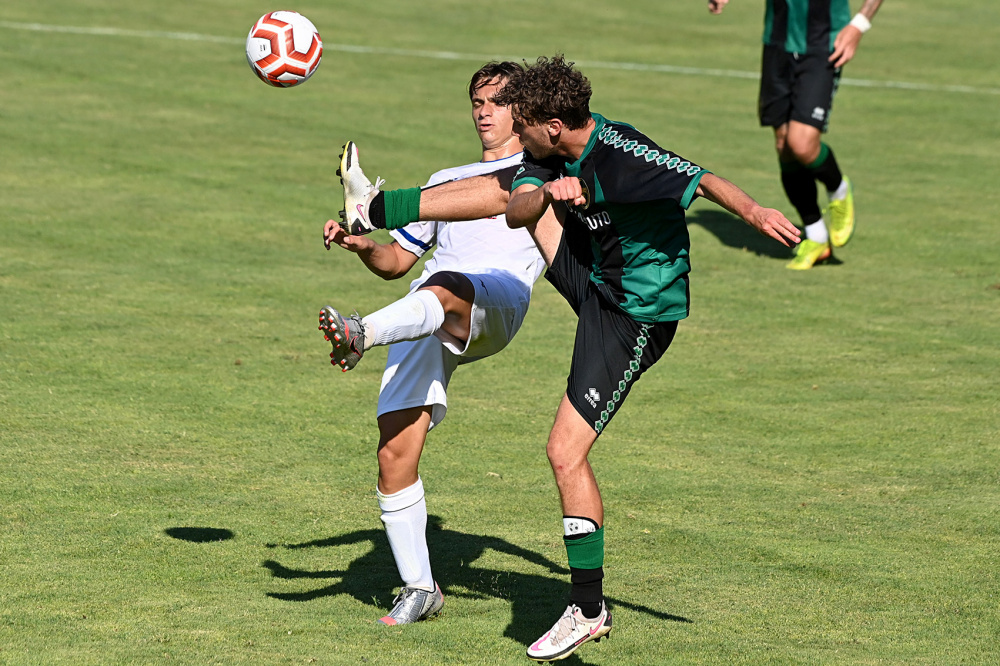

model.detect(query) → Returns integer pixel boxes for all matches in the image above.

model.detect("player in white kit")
[319,62,547,626]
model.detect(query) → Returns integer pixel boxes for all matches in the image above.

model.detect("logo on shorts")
[812,107,826,121]
[584,388,600,408]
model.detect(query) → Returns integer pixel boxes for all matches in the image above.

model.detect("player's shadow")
[690,209,808,261]
[263,515,691,649]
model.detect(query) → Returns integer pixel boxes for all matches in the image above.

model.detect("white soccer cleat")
[526,602,612,662]
[377,583,444,625]
[337,141,385,236]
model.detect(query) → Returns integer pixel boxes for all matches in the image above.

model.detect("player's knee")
[546,438,586,473]
[786,134,821,164]
[376,441,403,470]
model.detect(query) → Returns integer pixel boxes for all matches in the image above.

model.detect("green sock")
[565,526,604,569]
[383,187,422,231]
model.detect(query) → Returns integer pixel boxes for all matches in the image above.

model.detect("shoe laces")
[391,586,416,607]
[372,175,385,192]
[551,605,582,645]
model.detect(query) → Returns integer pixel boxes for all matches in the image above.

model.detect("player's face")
[511,115,554,158]
[471,77,516,151]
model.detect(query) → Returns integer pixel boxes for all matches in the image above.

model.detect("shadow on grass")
[689,209,798,260]
[262,516,691,650]
[165,527,234,542]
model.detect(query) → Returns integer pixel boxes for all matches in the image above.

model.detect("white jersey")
[390,153,546,293]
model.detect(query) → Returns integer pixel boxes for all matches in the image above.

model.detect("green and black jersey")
[512,114,709,323]
[763,0,852,54]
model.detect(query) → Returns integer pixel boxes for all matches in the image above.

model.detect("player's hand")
[324,220,378,253]
[829,25,862,67]
[746,207,801,247]
[544,178,588,208]
[708,0,730,14]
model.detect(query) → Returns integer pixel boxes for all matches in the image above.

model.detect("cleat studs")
[333,334,342,342]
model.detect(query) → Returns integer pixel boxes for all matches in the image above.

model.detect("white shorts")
[376,270,532,430]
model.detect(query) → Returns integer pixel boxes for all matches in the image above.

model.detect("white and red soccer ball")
[246,11,323,88]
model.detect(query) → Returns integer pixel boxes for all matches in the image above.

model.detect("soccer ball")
[245,11,323,88]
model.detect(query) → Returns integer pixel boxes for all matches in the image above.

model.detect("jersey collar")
[574,113,606,166]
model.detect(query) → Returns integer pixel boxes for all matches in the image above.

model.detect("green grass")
[1,1,998,664]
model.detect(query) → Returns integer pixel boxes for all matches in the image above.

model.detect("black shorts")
[545,225,678,435]
[758,45,841,132]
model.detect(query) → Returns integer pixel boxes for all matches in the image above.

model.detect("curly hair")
[492,55,592,130]
[468,61,524,100]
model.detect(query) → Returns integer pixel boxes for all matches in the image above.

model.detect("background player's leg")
[776,123,824,232]
[776,122,833,269]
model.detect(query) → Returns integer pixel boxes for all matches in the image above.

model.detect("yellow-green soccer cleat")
[827,176,855,247]
[786,239,832,270]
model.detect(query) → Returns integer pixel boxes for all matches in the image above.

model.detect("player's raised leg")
[338,142,385,235]
[336,141,511,236]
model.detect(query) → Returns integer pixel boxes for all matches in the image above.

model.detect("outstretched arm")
[830,0,884,67]
[417,173,510,221]
[696,173,801,246]
[323,222,419,280]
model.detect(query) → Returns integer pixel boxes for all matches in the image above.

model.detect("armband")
[849,13,872,33]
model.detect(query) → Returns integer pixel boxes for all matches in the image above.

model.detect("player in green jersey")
[710,0,884,269]
[496,55,799,662]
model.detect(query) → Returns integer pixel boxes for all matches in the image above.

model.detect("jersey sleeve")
[595,124,710,209]
[387,166,456,256]
[390,221,436,257]
[511,151,559,190]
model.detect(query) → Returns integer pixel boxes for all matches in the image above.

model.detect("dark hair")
[468,61,523,100]
[492,55,592,130]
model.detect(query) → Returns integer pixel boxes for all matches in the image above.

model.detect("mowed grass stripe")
[3,20,999,97]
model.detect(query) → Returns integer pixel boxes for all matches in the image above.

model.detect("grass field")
[1,1,998,664]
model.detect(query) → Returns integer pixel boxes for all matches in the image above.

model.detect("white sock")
[829,179,848,201]
[377,477,434,591]
[361,290,446,351]
[804,219,829,244]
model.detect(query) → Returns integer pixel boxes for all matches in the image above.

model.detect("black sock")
[807,143,843,192]
[367,192,387,229]
[780,161,822,225]
[569,566,604,619]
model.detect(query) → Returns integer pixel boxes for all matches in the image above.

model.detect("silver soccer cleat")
[318,306,366,372]
[377,583,444,626]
